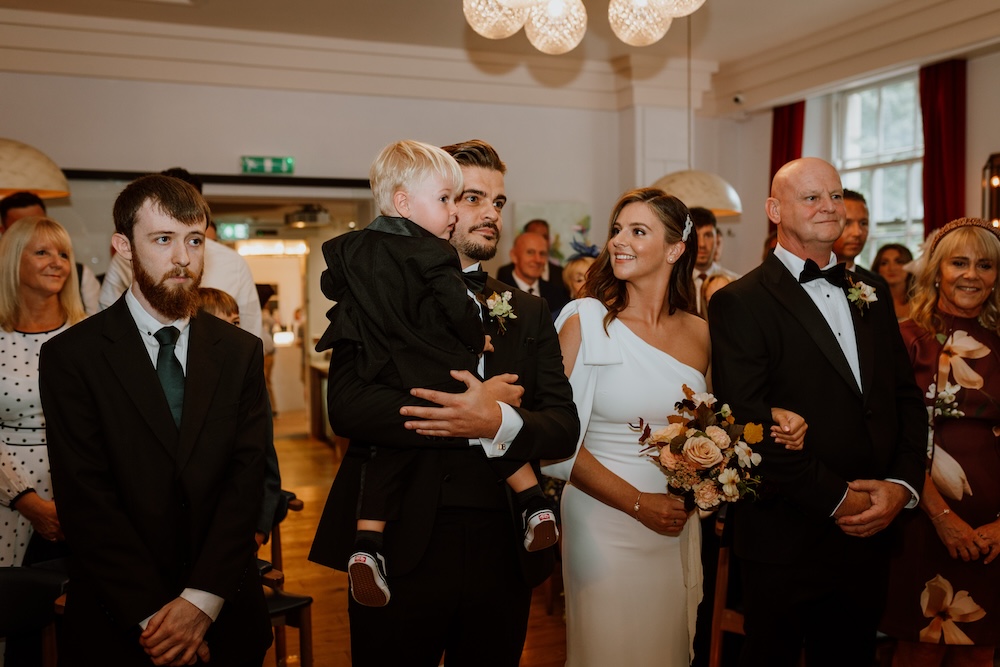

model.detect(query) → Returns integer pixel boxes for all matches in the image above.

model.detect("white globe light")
[463,0,528,40]
[496,0,544,8]
[525,0,588,55]
[662,0,707,18]
[608,0,673,47]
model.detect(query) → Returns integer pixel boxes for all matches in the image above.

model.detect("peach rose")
[705,425,731,449]
[693,480,722,509]
[649,422,687,444]
[683,436,724,469]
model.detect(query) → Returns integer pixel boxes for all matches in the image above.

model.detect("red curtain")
[768,101,805,231]
[920,59,966,236]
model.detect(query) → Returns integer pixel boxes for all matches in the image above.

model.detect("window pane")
[877,165,909,223]
[843,89,879,165]
[880,79,918,154]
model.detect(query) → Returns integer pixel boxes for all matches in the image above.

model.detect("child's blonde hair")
[369,140,463,217]
[197,287,240,319]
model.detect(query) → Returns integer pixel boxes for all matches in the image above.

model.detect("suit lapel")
[482,277,516,377]
[760,255,862,397]
[102,299,180,456]
[176,316,224,471]
[845,269,876,400]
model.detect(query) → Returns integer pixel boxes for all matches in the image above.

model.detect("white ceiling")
[0,0,904,65]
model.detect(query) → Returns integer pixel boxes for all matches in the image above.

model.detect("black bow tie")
[463,270,488,294]
[799,259,846,287]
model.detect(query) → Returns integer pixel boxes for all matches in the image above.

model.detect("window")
[832,74,923,268]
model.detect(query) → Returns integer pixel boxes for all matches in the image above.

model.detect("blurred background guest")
[1,191,102,315]
[561,255,595,300]
[881,218,1000,667]
[833,189,871,271]
[872,243,915,321]
[699,273,733,320]
[0,216,86,661]
[690,207,738,314]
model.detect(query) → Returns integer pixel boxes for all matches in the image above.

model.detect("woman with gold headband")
[881,218,1000,666]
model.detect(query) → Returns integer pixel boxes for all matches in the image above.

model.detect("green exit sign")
[241,156,295,174]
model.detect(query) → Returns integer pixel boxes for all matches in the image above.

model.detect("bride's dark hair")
[581,187,696,331]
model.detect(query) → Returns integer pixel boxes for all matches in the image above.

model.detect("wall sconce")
[984,153,1000,227]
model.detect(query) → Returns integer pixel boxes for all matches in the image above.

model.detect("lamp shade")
[0,139,70,199]
[652,169,742,217]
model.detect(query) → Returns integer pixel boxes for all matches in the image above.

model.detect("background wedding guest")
[497,230,570,315]
[833,189,871,271]
[99,168,262,338]
[40,174,271,666]
[1,191,102,315]
[543,188,805,666]
[497,219,565,283]
[872,243,915,321]
[0,216,86,663]
[690,207,738,314]
[880,218,1000,667]
[699,273,733,319]
[561,255,595,300]
[709,157,926,667]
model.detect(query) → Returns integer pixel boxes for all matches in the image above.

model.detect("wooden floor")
[262,410,568,667]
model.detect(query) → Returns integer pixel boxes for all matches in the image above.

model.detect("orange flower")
[743,422,763,445]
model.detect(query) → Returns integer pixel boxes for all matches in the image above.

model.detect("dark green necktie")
[154,326,184,427]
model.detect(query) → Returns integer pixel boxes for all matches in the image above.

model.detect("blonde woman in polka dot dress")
[0,216,86,569]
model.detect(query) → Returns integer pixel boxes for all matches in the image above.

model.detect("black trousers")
[738,556,889,667]
[348,508,532,667]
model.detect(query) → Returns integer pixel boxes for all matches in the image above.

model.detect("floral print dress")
[881,316,1000,645]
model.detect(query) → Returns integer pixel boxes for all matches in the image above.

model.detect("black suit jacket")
[40,298,272,664]
[708,253,926,568]
[496,263,570,316]
[309,277,579,588]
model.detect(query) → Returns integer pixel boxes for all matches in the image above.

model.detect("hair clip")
[681,214,693,243]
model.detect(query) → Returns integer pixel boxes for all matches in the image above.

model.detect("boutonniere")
[483,290,517,335]
[846,275,878,313]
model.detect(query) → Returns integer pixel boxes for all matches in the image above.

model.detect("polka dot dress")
[0,324,67,567]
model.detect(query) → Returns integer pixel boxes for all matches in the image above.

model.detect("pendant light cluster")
[463,0,706,55]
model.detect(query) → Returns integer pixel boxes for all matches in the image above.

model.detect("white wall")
[967,51,1000,219]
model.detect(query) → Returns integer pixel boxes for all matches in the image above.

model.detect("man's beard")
[133,255,203,321]
[452,222,500,262]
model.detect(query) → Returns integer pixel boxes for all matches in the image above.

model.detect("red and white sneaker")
[523,507,559,552]
[348,550,391,607]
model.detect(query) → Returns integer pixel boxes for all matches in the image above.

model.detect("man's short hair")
[0,191,46,224]
[369,140,463,217]
[198,287,240,319]
[689,206,717,230]
[113,174,211,241]
[441,139,507,175]
[523,219,549,235]
[843,189,867,205]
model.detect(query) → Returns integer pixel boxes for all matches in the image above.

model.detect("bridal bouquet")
[633,385,764,510]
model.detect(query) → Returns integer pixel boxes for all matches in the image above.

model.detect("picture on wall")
[513,201,595,266]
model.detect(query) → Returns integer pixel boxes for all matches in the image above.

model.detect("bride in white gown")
[544,189,804,666]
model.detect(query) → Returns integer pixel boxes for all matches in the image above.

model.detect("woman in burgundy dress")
[881,218,1000,666]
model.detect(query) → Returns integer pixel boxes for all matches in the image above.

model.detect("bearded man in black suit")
[40,174,271,666]
[309,139,578,666]
[708,157,926,667]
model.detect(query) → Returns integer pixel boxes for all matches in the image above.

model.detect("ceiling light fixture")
[471,0,708,55]
[0,138,70,199]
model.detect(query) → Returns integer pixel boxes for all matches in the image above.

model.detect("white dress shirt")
[465,264,523,457]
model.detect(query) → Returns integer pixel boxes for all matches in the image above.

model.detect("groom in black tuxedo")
[309,139,579,666]
[708,158,926,667]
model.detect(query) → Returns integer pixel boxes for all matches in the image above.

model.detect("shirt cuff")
[138,589,223,630]
[476,402,524,458]
[829,487,850,517]
[886,478,920,508]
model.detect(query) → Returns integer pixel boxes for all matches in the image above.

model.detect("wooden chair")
[707,542,745,667]
[265,493,313,667]
[1,566,68,667]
